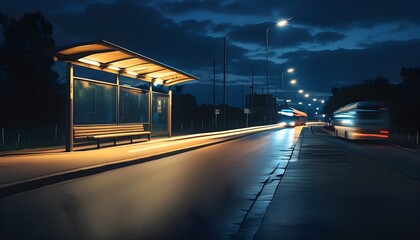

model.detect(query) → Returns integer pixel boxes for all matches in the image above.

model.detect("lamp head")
[277,19,289,27]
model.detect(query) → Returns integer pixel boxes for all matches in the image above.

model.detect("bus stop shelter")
[54,40,198,151]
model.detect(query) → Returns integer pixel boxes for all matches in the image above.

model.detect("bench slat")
[73,124,150,148]
[91,131,151,139]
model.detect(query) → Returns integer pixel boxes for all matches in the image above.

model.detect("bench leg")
[130,136,133,143]
[114,139,116,146]
[97,139,100,149]
[148,134,151,141]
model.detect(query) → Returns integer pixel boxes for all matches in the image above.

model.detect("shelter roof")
[54,40,198,86]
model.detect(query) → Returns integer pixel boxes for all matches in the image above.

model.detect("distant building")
[246,94,278,125]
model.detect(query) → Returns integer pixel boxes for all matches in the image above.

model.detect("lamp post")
[287,79,297,107]
[266,19,289,95]
[296,89,304,110]
[281,68,294,107]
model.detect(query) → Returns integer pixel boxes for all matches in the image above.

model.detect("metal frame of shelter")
[54,40,198,151]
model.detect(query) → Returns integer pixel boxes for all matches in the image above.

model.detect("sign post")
[244,108,250,127]
[215,109,220,128]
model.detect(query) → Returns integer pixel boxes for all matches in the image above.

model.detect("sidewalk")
[254,126,420,240]
[0,124,281,198]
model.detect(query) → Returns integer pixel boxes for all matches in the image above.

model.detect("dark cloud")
[227,22,268,45]
[52,1,241,72]
[160,0,420,29]
[179,19,214,35]
[281,39,420,97]
[2,0,419,107]
[227,23,313,48]
[184,39,420,106]
[159,0,261,16]
[227,24,345,49]
[0,0,100,17]
[212,22,235,35]
[269,26,313,48]
[313,31,346,44]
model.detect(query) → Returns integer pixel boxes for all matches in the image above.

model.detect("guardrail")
[389,131,419,145]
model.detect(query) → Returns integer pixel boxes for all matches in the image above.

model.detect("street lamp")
[306,103,311,114]
[281,68,294,106]
[296,89,304,110]
[266,19,290,95]
[284,78,297,107]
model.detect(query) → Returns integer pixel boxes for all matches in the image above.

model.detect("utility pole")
[251,68,254,126]
[241,84,244,110]
[223,36,227,128]
[213,59,216,127]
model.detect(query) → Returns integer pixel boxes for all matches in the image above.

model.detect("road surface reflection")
[0,127,301,239]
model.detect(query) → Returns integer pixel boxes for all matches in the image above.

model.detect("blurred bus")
[333,101,389,140]
[278,108,307,127]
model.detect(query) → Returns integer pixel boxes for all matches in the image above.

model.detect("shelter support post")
[168,88,172,138]
[66,63,74,152]
[116,74,120,125]
[148,83,153,139]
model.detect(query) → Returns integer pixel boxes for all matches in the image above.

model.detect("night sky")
[2,0,420,107]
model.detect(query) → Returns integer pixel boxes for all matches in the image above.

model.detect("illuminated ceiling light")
[290,79,297,84]
[107,65,120,71]
[313,98,317,101]
[153,78,164,85]
[153,71,176,78]
[298,89,304,94]
[130,67,149,72]
[321,100,325,104]
[304,94,309,98]
[287,68,294,73]
[298,102,303,105]
[78,58,100,67]
[126,71,138,76]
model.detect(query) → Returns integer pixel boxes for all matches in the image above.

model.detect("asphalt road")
[1,125,419,240]
[255,125,420,240]
[0,127,302,240]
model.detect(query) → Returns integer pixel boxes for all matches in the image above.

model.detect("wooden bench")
[74,124,151,149]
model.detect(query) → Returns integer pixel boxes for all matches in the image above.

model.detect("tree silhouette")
[0,12,62,127]
[400,67,420,101]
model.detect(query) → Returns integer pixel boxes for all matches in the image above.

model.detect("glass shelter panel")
[74,79,116,124]
[152,93,169,133]
[119,87,149,124]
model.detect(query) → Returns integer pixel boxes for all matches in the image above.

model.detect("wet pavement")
[1,124,420,239]
[0,126,301,239]
[0,125,281,197]
[253,125,420,240]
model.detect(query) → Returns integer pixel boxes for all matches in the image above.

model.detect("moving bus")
[333,101,389,140]
[278,108,307,127]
